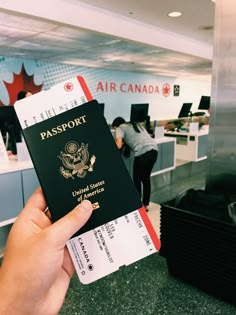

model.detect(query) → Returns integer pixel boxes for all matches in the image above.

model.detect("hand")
[0,187,93,315]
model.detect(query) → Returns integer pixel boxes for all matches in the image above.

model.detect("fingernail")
[79,199,92,212]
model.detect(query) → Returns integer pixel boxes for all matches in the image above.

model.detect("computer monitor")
[198,96,210,110]
[0,106,22,154]
[178,103,193,118]
[130,103,149,122]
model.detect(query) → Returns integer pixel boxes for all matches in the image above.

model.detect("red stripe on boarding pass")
[77,76,93,101]
[138,207,161,251]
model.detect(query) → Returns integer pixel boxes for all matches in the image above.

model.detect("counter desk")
[164,128,209,162]
[151,137,176,176]
[122,137,176,178]
[0,160,39,255]
[0,160,40,226]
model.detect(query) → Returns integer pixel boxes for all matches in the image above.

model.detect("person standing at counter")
[112,117,158,212]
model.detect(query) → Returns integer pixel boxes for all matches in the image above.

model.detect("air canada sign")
[96,81,171,97]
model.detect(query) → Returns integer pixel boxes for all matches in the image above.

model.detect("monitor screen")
[130,103,149,122]
[178,103,192,118]
[0,106,22,154]
[198,96,210,110]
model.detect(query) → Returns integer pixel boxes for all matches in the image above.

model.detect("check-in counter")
[164,128,208,162]
[0,160,40,255]
[151,137,176,176]
[122,137,176,177]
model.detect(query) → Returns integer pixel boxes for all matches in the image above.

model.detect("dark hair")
[130,122,142,133]
[112,117,126,128]
[112,116,142,133]
[17,90,31,100]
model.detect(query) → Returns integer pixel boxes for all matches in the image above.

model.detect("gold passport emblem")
[58,141,96,179]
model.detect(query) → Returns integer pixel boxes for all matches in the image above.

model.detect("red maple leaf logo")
[0,64,43,106]
[64,82,74,92]
[162,83,171,97]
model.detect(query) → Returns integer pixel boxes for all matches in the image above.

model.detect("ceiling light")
[211,0,215,2]
[168,11,182,17]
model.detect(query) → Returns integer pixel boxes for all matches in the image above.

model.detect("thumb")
[47,199,93,247]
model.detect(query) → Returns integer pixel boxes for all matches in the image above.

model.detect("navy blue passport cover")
[23,100,142,236]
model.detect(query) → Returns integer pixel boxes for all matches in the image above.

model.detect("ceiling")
[0,0,215,80]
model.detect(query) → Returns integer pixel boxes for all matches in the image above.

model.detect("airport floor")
[59,160,236,315]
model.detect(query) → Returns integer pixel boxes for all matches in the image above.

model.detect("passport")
[15,76,160,284]
[22,99,142,236]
